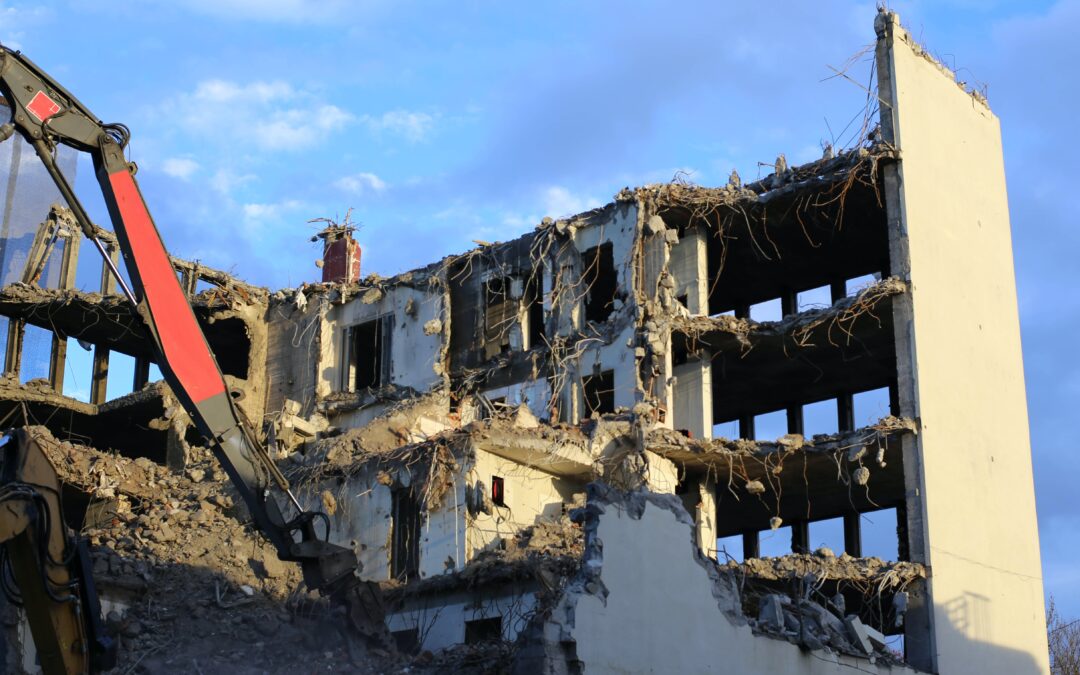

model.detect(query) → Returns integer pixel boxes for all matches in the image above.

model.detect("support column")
[695,477,718,559]
[742,531,759,559]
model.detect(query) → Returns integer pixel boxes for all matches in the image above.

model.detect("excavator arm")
[0,45,386,668]
[0,429,116,674]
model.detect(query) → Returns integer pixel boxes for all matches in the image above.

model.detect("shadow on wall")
[930,592,1048,675]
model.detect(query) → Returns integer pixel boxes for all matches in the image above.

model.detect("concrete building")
[0,10,1049,674]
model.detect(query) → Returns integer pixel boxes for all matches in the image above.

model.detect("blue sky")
[1,1,1075,617]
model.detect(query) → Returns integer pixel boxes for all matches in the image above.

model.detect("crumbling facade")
[0,11,1048,675]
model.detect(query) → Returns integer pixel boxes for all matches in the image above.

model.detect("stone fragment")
[757,594,786,631]
[853,466,871,485]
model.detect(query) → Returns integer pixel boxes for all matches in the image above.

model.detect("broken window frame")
[582,368,615,417]
[342,314,393,392]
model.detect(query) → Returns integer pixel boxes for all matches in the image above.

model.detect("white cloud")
[362,110,436,143]
[242,200,305,221]
[210,168,256,196]
[162,157,200,180]
[0,5,53,49]
[167,79,353,153]
[335,172,388,195]
[541,186,602,219]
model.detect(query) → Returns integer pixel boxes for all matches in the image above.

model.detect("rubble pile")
[724,550,926,583]
[385,516,584,603]
[23,426,406,673]
[724,550,924,663]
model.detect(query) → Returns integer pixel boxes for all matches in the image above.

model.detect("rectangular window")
[465,616,503,644]
[391,628,420,654]
[391,487,421,581]
[483,276,515,359]
[582,243,616,323]
[345,315,392,391]
[525,272,545,350]
[583,369,615,416]
[491,476,505,507]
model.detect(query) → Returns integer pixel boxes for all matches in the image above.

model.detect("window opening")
[465,616,503,644]
[391,487,421,581]
[582,243,616,323]
[583,369,615,416]
[346,315,392,391]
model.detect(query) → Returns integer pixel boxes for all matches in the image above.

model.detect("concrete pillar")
[669,225,708,314]
[696,476,718,559]
[672,357,712,439]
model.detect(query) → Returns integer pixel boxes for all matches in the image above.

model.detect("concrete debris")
[19,426,404,673]
[384,516,584,602]
[672,276,908,353]
[725,552,925,585]
[745,479,766,495]
[758,593,787,631]
[423,318,442,335]
[853,466,871,485]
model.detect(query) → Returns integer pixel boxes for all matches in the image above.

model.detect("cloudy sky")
[1,0,1075,618]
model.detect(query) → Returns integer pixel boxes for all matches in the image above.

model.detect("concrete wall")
[297,463,468,581]
[265,295,330,417]
[542,489,918,674]
[327,285,445,395]
[466,450,582,559]
[387,584,539,652]
[878,14,1049,675]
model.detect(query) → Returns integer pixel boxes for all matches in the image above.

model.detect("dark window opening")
[392,628,420,654]
[483,276,515,359]
[491,476,505,507]
[202,316,251,379]
[583,369,615,417]
[582,243,616,323]
[525,273,545,350]
[347,315,392,391]
[465,616,503,644]
[391,487,421,581]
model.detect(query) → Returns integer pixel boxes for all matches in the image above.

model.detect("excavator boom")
[0,44,386,672]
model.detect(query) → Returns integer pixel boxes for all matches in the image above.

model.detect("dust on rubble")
[24,426,416,674]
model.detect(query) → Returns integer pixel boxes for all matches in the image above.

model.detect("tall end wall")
[877,12,1049,674]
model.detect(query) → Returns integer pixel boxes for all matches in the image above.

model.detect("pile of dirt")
[23,426,410,674]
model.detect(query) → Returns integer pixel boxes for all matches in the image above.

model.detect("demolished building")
[0,11,1050,675]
